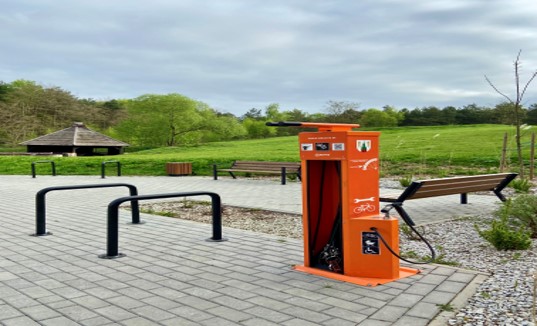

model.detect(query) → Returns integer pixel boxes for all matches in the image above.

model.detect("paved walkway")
[0,175,498,325]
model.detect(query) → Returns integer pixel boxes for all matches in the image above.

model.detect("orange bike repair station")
[267,121,420,287]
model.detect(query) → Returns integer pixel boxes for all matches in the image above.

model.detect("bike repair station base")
[266,121,422,287]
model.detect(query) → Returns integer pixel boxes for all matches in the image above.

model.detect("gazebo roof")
[20,122,129,147]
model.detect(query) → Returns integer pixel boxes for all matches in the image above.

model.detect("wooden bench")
[379,173,518,226]
[212,161,301,185]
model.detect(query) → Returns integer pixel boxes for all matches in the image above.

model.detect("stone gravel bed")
[139,193,536,325]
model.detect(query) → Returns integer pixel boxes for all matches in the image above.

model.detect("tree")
[115,94,207,146]
[0,80,101,145]
[494,102,526,125]
[324,100,361,123]
[525,103,537,125]
[240,108,264,121]
[485,50,537,177]
[359,108,398,127]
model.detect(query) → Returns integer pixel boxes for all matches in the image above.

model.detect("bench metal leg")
[213,164,218,180]
[392,204,416,226]
[229,172,236,179]
[460,193,468,204]
[281,167,286,185]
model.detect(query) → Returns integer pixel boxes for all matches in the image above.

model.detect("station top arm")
[266,121,360,132]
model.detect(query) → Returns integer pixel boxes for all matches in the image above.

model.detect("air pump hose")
[370,221,436,265]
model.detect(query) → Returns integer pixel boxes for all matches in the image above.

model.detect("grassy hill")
[0,124,527,177]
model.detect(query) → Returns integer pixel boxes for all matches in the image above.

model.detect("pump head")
[266,121,360,132]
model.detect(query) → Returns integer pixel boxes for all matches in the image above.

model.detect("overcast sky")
[2,0,537,116]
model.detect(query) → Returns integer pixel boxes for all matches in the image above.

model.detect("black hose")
[370,222,436,265]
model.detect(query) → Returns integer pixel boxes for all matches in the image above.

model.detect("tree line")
[2,79,537,147]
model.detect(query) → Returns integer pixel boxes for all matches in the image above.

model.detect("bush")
[476,215,532,250]
[509,178,531,193]
[495,195,537,238]
[399,175,413,187]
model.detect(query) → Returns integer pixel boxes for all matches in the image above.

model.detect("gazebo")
[20,122,129,156]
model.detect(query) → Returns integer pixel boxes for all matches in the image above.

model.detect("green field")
[0,124,530,177]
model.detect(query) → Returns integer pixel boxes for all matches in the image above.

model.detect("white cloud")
[2,0,537,114]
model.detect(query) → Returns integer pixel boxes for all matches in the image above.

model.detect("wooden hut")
[20,122,129,156]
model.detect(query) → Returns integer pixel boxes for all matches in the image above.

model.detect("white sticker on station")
[332,143,345,151]
[301,143,313,151]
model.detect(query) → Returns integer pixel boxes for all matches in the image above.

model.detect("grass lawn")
[0,124,529,177]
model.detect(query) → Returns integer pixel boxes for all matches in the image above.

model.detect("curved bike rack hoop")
[31,160,56,178]
[101,160,121,179]
[100,191,226,259]
[33,183,141,236]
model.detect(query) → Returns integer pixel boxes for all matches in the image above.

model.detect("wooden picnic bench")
[379,173,518,226]
[212,161,301,185]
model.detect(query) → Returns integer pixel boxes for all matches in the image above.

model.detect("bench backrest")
[232,161,301,172]
[400,173,517,200]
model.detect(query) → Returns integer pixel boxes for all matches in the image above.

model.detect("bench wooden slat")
[213,160,301,185]
[408,184,504,199]
[379,172,517,226]
[414,173,513,185]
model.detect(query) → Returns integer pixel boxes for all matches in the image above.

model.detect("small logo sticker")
[301,143,313,151]
[315,143,330,151]
[332,143,345,151]
[362,232,380,255]
[357,140,371,152]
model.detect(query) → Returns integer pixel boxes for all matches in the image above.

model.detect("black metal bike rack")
[33,183,141,236]
[100,191,225,259]
[101,160,121,179]
[31,160,56,178]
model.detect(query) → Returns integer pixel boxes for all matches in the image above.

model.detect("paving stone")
[240,317,282,326]
[94,305,137,322]
[322,317,358,326]
[211,295,255,310]
[406,301,441,319]
[199,317,243,326]
[404,283,436,296]
[243,306,293,323]
[429,266,456,276]
[422,290,458,305]
[119,317,159,326]
[40,316,80,326]
[282,318,321,326]
[160,316,201,326]
[2,316,41,326]
[3,294,40,309]
[323,306,367,323]
[168,305,213,322]
[369,305,408,322]
[135,305,176,321]
[57,305,99,322]
[393,315,430,326]
[78,316,114,326]
[447,272,477,283]
[435,280,468,293]
[284,296,331,311]
[106,295,146,310]
[0,272,21,281]
[389,293,424,308]
[0,304,23,320]
[206,305,253,322]
[419,273,448,285]
[281,306,331,324]
[21,305,60,320]
[354,296,387,309]
[359,319,393,325]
